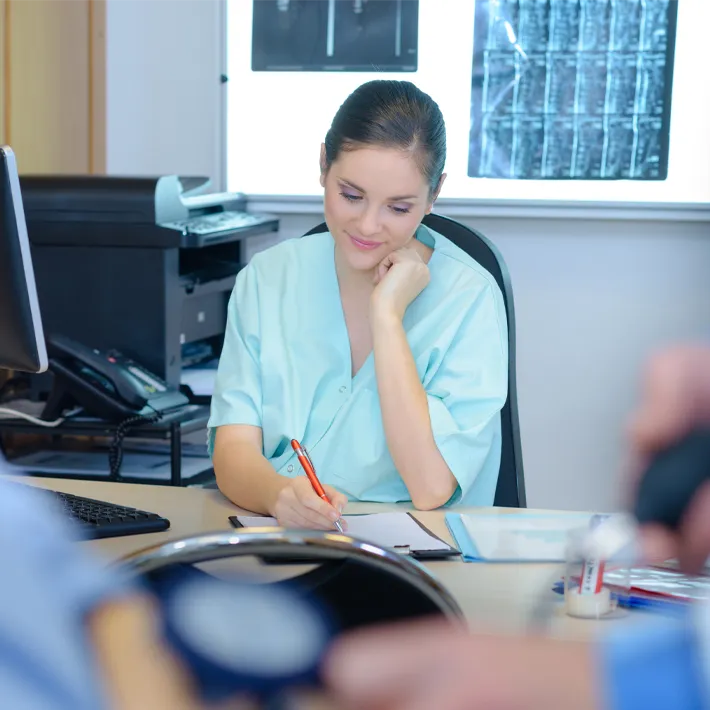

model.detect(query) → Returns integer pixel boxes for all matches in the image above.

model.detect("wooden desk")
[23,476,627,640]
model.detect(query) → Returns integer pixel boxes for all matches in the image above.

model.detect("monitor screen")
[0,146,48,373]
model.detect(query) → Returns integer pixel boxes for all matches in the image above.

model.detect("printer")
[21,175,280,388]
[20,174,279,248]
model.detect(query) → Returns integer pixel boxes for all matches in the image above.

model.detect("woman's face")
[321,145,442,273]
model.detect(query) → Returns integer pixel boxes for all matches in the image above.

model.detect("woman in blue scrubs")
[208,80,508,529]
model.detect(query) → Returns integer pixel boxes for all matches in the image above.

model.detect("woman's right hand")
[271,476,348,530]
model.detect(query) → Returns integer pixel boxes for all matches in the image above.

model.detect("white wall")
[105,0,225,188]
[244,210,710,513]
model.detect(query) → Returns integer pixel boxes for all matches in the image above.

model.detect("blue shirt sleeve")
[424,282,508,505]
[600,611,709,710]
[0,477,136,710]
[207,259,264,457]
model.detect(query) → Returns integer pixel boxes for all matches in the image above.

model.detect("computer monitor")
[0,146,48,373]
[0,150,171,538]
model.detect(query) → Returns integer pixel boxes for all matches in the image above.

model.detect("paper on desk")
[455,512,596,562]
[9,449,211,482]
[606,567,710,602]
[0,448,12,475]
[234,512,452,553]
[181,360,219,397]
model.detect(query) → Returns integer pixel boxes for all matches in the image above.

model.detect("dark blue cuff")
[600,617,708,710]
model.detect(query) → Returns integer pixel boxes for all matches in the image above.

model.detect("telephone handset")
[42,334,189,422]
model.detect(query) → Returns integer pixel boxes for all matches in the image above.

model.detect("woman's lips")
[348,233,381,250]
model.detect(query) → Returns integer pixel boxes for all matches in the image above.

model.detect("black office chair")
[304,213,526,508]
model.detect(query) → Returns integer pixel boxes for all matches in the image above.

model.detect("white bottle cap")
[565,585,612,618]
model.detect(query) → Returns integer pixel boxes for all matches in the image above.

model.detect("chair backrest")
[303,213,526,507]
[120,529,465,631]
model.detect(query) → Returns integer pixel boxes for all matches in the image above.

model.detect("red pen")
[290,439,344,532]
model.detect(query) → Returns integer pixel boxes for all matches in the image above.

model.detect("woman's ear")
[426,173,446,213]
[319,144,327,188]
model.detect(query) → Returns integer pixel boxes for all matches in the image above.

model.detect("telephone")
[42,334,190,422]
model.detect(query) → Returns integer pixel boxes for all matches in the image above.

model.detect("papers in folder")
[231,512,458,558]
[446,512,596,562]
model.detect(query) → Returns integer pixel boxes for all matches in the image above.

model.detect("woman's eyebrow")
[338,177,418,201]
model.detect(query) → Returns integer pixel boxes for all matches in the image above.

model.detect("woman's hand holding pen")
[371,246,430,322]
[271,477,348,531]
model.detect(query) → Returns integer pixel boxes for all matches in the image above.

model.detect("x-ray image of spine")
[251,0,418,72]
[468,0,678,181]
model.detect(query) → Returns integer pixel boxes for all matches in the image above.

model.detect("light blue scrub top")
[207,224,508,506]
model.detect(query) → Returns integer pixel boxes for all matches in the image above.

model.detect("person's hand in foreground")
[324,619,600,710]
[629,344,710,572]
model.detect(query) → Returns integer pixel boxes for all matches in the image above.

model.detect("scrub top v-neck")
[207,225,508,506]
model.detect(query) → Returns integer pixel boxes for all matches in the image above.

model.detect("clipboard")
[228,512,460,561]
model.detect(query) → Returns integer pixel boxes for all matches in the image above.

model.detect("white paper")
[461,514,595,561]
[181,360,219,396]
[8,450,211,481]
[0,448,12,475]
[235,512,451,553]
[606,567,710,602]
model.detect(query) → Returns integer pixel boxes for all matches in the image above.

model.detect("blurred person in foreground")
[324,344,710,710]
[0,475,332,710]
[0,470,287,710]
[0,476,201,710]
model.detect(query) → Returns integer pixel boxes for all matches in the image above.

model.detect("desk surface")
[22,476,636,640]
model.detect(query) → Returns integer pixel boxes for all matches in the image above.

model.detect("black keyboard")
[50,490,171,539]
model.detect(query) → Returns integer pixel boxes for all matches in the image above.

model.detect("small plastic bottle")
[564,515,631,620]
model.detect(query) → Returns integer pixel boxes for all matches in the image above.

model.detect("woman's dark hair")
[323,80,446,194]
